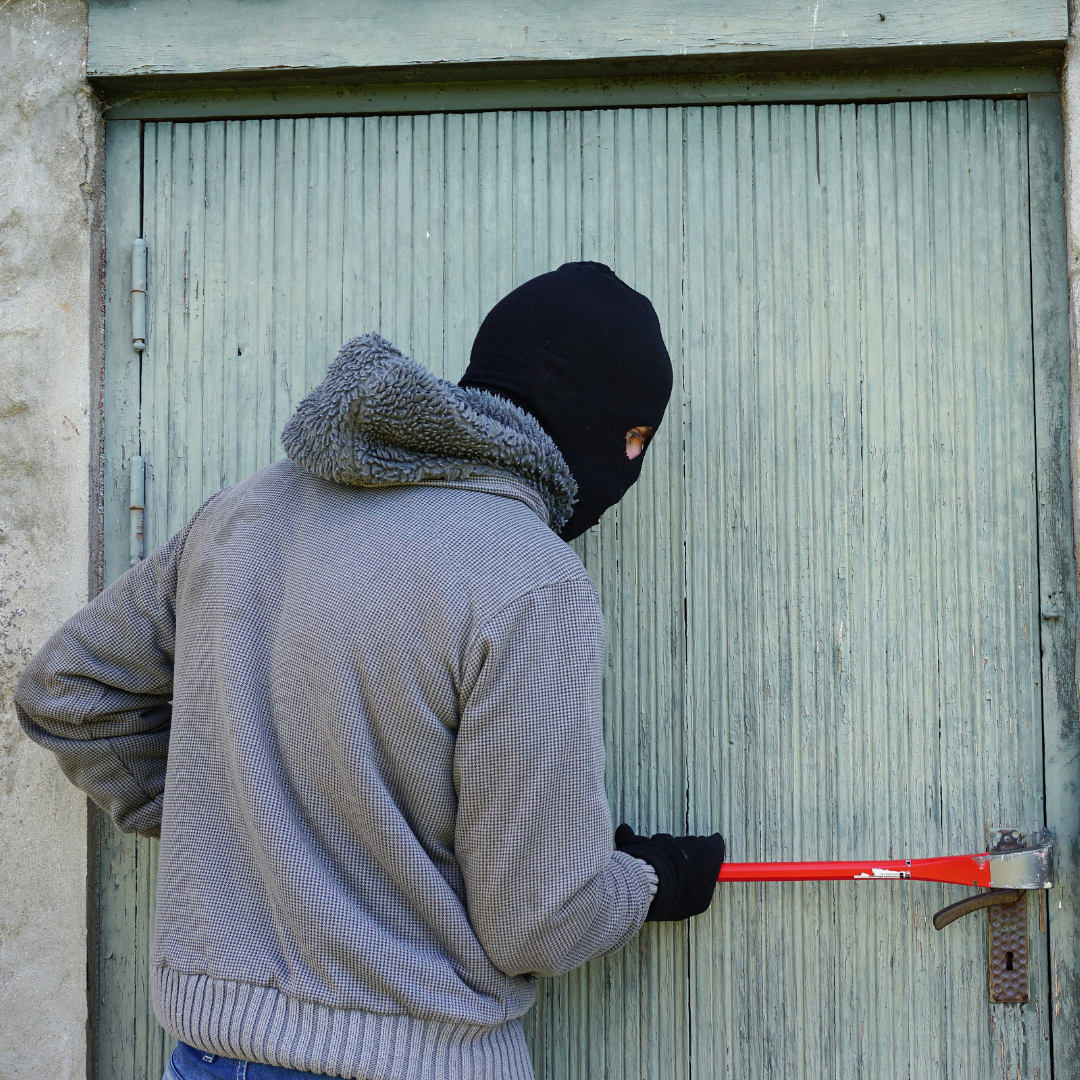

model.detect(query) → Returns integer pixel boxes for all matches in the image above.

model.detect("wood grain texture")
[683,97,1051,1079]
[88,0,1067,80]
[132,110,690,1079]
[99,99,1065,1077]
[1028,92,1080,1078]
[97,117,145,1080]
[101,65,1062,123]
[101,119,141,592]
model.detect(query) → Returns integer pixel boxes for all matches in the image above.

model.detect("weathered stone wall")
[0,3,100,1078]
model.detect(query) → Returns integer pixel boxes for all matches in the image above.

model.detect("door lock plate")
[986,828,1031,1003]
[988,895,1029,1003]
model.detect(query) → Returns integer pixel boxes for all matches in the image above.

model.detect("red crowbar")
[717,831,1055,890]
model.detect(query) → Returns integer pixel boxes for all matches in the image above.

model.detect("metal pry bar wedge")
[987,831,1055,890]
[717,831,1055,889]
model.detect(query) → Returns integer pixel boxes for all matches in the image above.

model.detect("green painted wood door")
[99,98,1073,1079]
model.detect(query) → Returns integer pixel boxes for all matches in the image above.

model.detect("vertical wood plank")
[524,104,689,1080]
[99,117,143,1080]
[202,121,227,492]
[141,120,166,552]
[1028,91,1080,1078]
[360,117,381,345]
[460,112,481,361]
[681,99,1050,1079]
[102,120,142,588]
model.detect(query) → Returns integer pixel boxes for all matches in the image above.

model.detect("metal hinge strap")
[129,455,145,566]
[131,237,147,353]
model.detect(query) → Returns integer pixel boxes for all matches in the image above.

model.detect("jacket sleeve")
[14,508,206,837]
[454,577,655,979]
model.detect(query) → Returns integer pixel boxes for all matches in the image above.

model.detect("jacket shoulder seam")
[464,572,600,660]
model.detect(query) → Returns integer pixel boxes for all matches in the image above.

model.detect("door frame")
[97,77,1079,1079]
[1026,91,1079,1075]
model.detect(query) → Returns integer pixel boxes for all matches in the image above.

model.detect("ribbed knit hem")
[152,966,534,1080]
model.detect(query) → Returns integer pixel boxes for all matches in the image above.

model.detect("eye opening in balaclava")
[460,261,673,541]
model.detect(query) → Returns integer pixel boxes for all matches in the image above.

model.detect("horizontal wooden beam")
[89,0,1068,83]
[101,65,1061,122]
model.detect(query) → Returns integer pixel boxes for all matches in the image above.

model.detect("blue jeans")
[164,1041,329,1080]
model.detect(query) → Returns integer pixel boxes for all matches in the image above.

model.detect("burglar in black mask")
[17,260,724,1080]
[462,260,674,540]
[461,261,726,917]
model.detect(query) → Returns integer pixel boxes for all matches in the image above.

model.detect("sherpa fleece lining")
[281,334,577,533]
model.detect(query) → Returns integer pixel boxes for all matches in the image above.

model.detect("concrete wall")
[0,2,100,1079]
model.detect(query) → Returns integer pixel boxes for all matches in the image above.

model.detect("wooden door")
[98,98,1073,1079]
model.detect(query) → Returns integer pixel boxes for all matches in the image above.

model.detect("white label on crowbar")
[854,867,911,879]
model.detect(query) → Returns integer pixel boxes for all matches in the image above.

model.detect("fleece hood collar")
[281,334,577,532]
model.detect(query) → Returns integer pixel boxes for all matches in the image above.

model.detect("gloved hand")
[615,824,725,922]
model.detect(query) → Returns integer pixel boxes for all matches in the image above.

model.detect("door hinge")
[129,455,145,566]
[132,237,147,353]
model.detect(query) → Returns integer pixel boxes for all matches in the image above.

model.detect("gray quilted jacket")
[15,335,656,1080]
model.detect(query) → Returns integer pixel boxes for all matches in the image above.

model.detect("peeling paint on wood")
[100,66,1063,124]
[97,116,150,1080]
[1027,92,1080,1077]
[99,98,1068,1078]
[88,1,1068,81]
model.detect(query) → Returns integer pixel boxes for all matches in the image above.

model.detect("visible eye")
[625,426,654,460]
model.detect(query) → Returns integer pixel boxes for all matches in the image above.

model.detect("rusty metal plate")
[988,895,1029,1003]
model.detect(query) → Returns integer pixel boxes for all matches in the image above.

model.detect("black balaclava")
[460,262,673,540]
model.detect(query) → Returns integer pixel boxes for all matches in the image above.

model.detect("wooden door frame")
[85,0,1068,89]
[1027,91,1079,1075]
[97,78,1079,1079]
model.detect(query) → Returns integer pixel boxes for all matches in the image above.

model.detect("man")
[16,262,724,1080]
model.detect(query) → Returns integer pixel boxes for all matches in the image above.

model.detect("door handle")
[931,888,1023,929]
[927,829,1044,1004]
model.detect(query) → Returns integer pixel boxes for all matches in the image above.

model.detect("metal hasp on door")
[928,829,1052,1003]
[932,828,1053,1004]
[935,829,1053,1004]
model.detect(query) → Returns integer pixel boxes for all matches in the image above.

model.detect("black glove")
[614,824,725,922]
